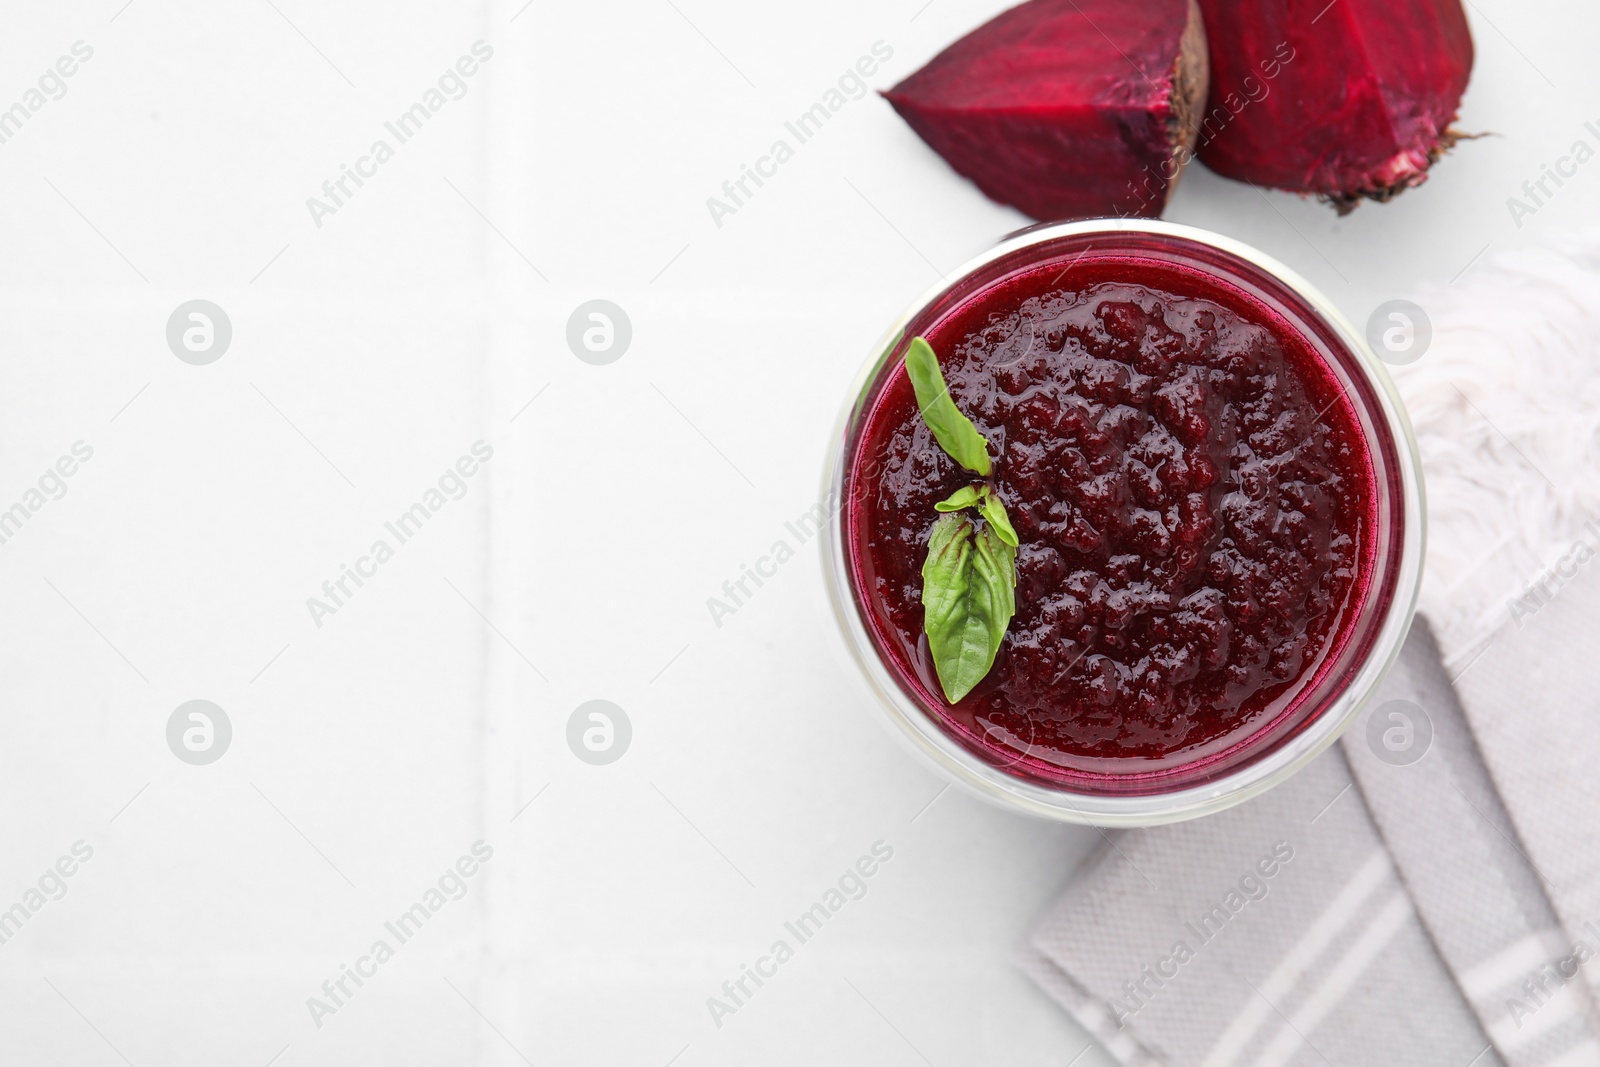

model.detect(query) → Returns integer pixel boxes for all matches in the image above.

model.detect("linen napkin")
[1389,231,1600,1030]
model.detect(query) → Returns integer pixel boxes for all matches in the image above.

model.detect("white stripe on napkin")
[1488,982,1584,1050]
[1199,849,1393,1067]
[1250,891,1413,1067]
[1462,931,1573,1001]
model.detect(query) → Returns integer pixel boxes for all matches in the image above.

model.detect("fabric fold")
[1450,565,1600,1042]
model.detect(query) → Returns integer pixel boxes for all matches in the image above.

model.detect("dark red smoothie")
[844,244,1388,791]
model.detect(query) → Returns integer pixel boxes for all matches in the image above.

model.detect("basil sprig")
[905,336,1019,703]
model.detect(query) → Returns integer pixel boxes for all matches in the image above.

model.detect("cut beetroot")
[1193,0,1474,211]
[883,0,1208,221]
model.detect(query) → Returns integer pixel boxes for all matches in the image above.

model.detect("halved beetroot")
[883,0,1208,221]
[1194,0,1474,211]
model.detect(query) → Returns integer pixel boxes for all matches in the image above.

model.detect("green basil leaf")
[921,514,1017,703]
[934,485,987,513]
[904,336,993,476]
[978,489,1019,548]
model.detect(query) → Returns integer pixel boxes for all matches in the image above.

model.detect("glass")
[820,219,1425,826]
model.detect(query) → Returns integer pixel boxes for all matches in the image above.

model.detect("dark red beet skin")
[847,256,1378,775]
[1194,0,1474,210]
[883,0,1208,221]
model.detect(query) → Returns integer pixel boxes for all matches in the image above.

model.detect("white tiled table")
[0,1,1592,1063]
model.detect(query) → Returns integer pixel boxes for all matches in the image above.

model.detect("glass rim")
[819,218,1426,827]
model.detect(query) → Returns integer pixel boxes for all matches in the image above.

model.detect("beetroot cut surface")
[1194,0,1474,211]
[883,0,1208,222]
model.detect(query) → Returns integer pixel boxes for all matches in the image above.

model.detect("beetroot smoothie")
[842,243,1397,793]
